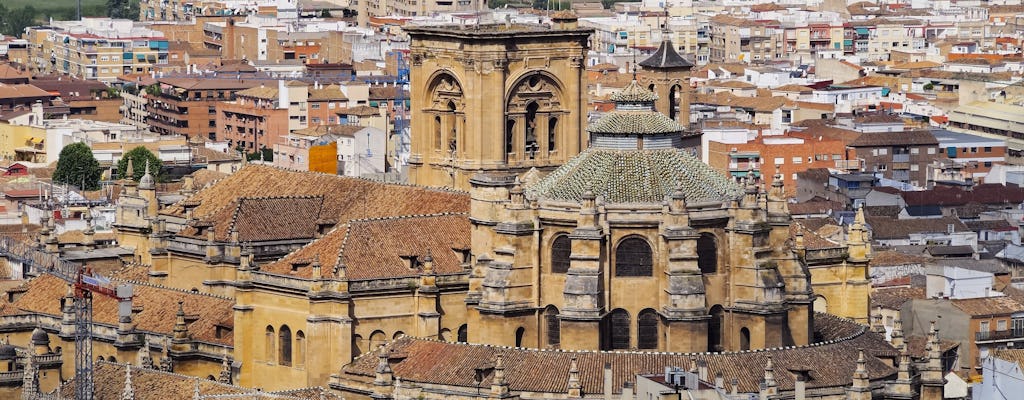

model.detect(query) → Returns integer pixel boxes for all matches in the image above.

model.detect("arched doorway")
[638,309,659,350]
[544,305,561,348]
[697,233,718,274]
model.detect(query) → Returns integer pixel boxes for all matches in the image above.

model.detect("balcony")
[892,153,910,163]
[976,329,1024,342]
[729,161,759,171]
[891,162,910,170]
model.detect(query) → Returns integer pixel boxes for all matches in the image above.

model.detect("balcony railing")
[835,159,861,170]
[892,153,911,163]
[976,329,1024,342]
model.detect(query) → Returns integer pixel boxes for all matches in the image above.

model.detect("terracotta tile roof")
[0,83,52,100]
[791,221,841,250]
[707,80,756,89]
[191,168,230,188]
[693,92,791,113]
[307,84,348,101]
[871,287,925,310]
[7,274,234,344]
[290,124,364,138]
[339,313,897,395]
[848,130,937,147]
[57,230,116,244]
[193,146,242,164]
[950,296,1024,317]
[179,196,324,242]
[863,205,900,218]
[890,61,941,70]
[864,216,967,240]
[235,85,279,100]
[156,77,263,91]
[163,165,469,239]
[0,64,29,81]
[870,250,930,266]
[772,84,813,93]
[904,335,958,359]
[336,105,380,117]
[261,213,470,280]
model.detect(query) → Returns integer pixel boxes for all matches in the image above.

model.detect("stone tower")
[405,17,592,191]
[638,29,695,128]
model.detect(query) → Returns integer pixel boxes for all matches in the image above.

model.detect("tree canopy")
[117,146,163,182]
[53,142,102,191]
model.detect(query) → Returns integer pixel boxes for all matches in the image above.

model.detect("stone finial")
[870,307,885,334]
[192,378,201,400]
[121,365,135,400]
[173,301,188,340]
[218,353,232,384]
[138,337,153,369]
[510,177,525,206]
[311,255,322,280]
[159,337,173,372]
[374,345,393,386]
[567,355,581,397]
[854,204,866,226]
[763,355,776,388]
[125,157,135,181]
[422,250,434,274]
[891,319,904,347]
[491,353,509,397]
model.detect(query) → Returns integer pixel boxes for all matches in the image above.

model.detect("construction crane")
[70,266,134,400]
[0,237,131,400]
[391,51,411,170]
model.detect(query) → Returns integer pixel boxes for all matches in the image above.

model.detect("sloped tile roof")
[260,213,470,280]
[870,250,930,266]
[864,216,967,240]
[526,148,742,204]
[586,112,684,135]
[950,295,1024,316]
[339,313,897,395]
[848,130,937,147]
[163,165,469,240]
[871,287,925,309]
[638,38,693,69]
[7,274,234,344]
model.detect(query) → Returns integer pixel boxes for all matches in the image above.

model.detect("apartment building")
[847,129,942,187]
[931,129,1007,184]
[30,76,122,123]
[24,18,169,83]
[708,14,783,63]
[201,18,348,64]
[147,76,262,139]
[782,23,847,58]
[706,130,848,196]
[216,80,309,152]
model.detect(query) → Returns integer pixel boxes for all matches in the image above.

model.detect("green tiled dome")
[526,148,742,204]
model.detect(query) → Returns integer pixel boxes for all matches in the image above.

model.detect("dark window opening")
[697,233,718,274]
[515,327,526,347]
[638,309,659,350]
[740,327,751,351]
[545,306,560,348]
[551,234,571,274]
[615,237,653,277]
[279,325,292,366]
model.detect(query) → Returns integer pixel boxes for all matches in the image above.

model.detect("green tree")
[108,0,140,20]
[53,142,102,191]
[4,6,38,37]
[117,146,163,182]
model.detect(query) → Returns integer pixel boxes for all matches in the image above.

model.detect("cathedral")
[0,12,885,398]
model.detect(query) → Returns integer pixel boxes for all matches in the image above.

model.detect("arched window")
[550,234,571,274]
[457,324,468,342]
[446,100,458,153]
[544,305,560,348]
[708,305,724,352]
[515,327,526,347]
[433,116,442,149]
[505,119,515,161]
[638,309,659,350]
[279,325,292,366]
[548,117,558,152]
[697,233,718,274]
[393,331,405,340]
[265,325,275,363]
[605,309,631,350]
[295,330,306,367]
[740,327,751,351]
[615,237,653,277]
[108,356,116,363]
[97,356,105,362]
[669,85,680,121]
[525,102,539,158]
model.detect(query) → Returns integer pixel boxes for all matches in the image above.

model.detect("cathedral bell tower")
[405,16,592,191]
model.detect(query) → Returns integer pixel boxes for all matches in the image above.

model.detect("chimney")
[603,363,612,397]
[795,373,806,400]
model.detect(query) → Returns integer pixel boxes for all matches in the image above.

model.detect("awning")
[28,137,43,144]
